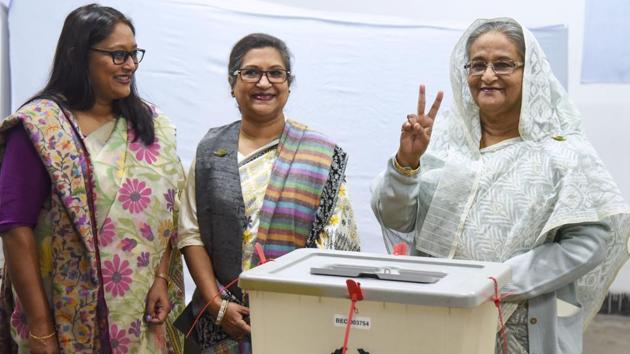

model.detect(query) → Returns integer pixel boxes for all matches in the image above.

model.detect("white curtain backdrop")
[5,0,628,296]
[8,0,568,252]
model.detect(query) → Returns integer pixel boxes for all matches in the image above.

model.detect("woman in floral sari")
[0,4,184,354]
[176,33,360,353]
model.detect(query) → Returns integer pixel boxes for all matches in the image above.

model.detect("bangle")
[155,271,170,286]
[393,155,420,177]
[29,331,56,344]
[214,299,230,325]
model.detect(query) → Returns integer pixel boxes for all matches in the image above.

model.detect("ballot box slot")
[310,264,446,284]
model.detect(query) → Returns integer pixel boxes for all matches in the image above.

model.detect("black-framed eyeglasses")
[232,68,290,83]
[464,60,523,76]
[90,48,146,65]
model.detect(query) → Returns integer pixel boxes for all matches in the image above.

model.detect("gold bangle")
[29,331,56,343]
[393,156,420,177]
[155,272,170,286]
[214,299,230,325]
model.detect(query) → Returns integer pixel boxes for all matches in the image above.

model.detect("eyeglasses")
[233,68,290,83]
[90,48,146,65]
[464,60,523,76]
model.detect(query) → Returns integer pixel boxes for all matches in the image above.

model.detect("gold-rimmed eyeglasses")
[464,60,523,76]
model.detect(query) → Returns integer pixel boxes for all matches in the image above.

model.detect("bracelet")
[29,331,56,344]
[214,299,230,325]
[393,155,420,177]
[155,271,170,286]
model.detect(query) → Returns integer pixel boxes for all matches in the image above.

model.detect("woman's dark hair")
[228,33,294,88]
[28,3,154,144]
[466,20,526,61]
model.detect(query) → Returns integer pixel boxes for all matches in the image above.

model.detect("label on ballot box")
[333,314,372,330]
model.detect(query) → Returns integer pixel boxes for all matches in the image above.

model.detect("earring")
[231,91,235,97]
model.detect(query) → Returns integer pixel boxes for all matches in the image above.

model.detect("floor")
[583,314,630,354]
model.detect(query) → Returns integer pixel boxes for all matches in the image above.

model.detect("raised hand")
[396,85,443,168]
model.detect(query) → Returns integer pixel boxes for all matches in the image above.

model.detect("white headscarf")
[412,18,630,323]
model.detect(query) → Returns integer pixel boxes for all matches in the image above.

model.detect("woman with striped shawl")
[176,33,360,354]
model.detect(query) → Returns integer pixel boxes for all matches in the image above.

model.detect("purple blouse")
[0,124,51,233]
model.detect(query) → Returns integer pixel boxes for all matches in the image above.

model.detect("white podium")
[239,249,511,354]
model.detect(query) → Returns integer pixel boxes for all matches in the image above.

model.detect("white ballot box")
[239,249,511,354]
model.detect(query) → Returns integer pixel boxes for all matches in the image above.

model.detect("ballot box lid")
[239,249,511,308]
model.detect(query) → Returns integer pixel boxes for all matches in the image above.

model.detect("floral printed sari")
[0,99,185,353]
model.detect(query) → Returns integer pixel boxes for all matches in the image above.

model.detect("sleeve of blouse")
[0,124,51,234]
[177,157,205,249]
[370,156,422,233]
[316,181,361,251]
[502,222,610,301]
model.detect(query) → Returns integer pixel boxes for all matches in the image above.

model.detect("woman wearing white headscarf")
[371,18,630,354]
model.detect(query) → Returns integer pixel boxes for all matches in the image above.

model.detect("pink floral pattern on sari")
[140,223,154,240]
[9,303,28,339]
[118,178,152,213]
[120,238,138,252]
[100,217,116,246]
[102,254,133,297]
[110,324,131,354]
[129,132,160,164]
